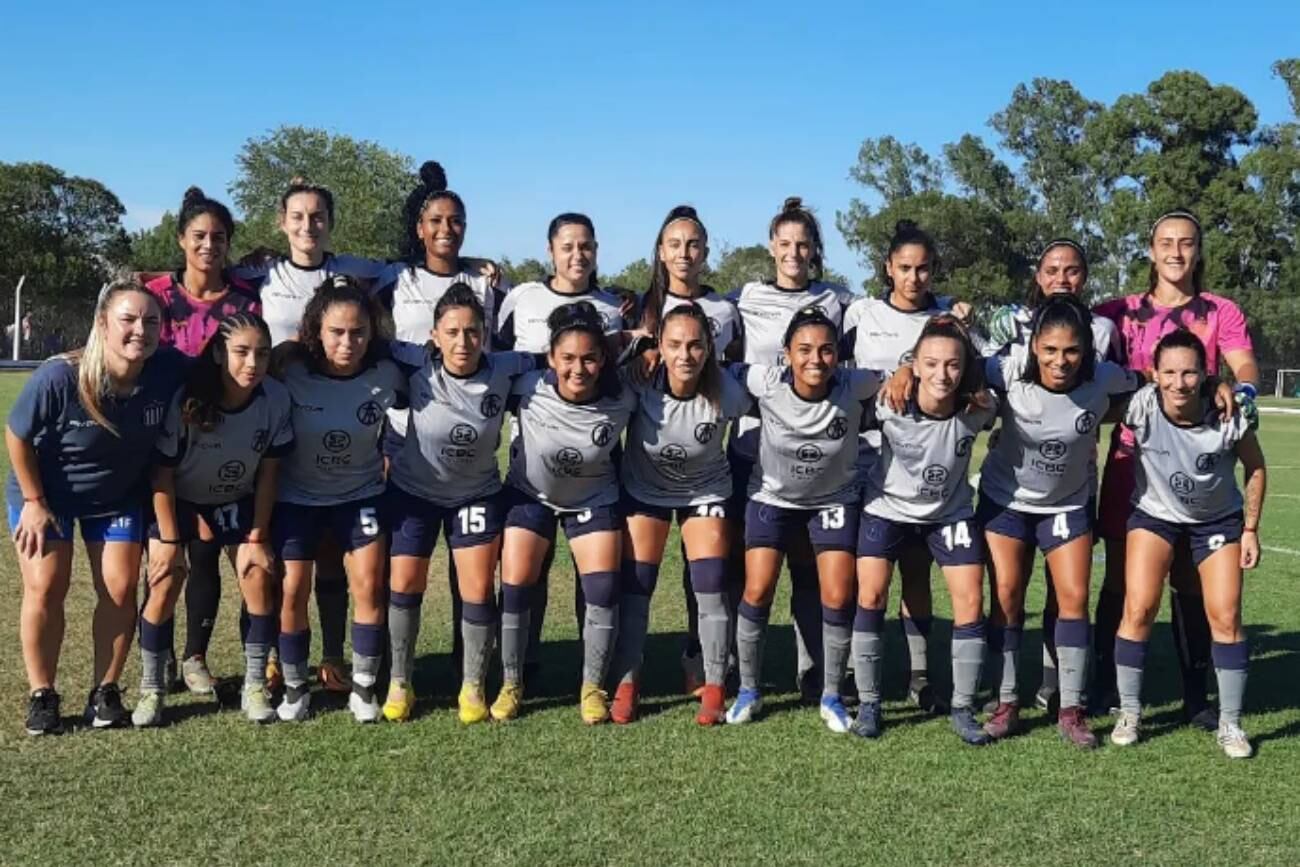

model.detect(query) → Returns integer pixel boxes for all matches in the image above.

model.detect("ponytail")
[643,204,708,334]
[768,196,825,280]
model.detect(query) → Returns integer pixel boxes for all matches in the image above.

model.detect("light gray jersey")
[506,369,637,511]
[156,378,295,505]
[862,398,995,524]
[728,280,857,461]
[1126,383,1248,523]
[389,349,536,506]
[740,364,882,509]
[276,358,407,506]
[979,353,1140,513]
[234,254,389,346]
[496,281,624,353]
[662,289,741,358]
[622,367,752,507]
[378,264,498,345]
[987,305,1120,365]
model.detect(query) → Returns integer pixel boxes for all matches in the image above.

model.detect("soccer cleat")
[951,707,991,746]
[681,650,705,697]
[610,681,639,725]
[1057,706,1098,750]
[908,677,949,716]
[984,702,1020,740]
[695,684,726,727]
[580,682,610,725]
[241,685,276,724]
[131,690,165,728]
[381,681,416,723]
[318,658,352,693]
[819,695,852,734]
[490,682,523,722]
[181,655,215,695]
[1110,710,1141,747]
[457,682,489,725]
[725,688,764,725]
[1216,722,1253,759]
[1088,688,1121,718]
[350,684,381,724]
[1035,685,1060,717]
[264,649,284,693]
[25,688,62,736]
[1186,704,1219,733]
[276,684,311,722]
[84,684,130,729]
[850,701,882,739]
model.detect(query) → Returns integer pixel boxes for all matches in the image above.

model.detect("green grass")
[2,370,1299,865]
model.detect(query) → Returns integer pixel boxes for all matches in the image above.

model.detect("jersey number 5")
[359,507,380,537]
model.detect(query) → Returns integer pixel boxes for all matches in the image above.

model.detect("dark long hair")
[181,313,272,431]
[297,277,393,374]
[881,219,937,296]
[177,186,235,238]
[1021,294,1096,386]
[642,204,708,335]
[546,212,600,289]
[546,301,620,395]
[401,160,466,262]
[659,301,721,410]
[782,305,839,350]
[911,314,984,411]
[1027,238,1088,308]
[769,197,825,281]
[1141,208,1210,325]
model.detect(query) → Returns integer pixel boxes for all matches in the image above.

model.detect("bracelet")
[22,496,45,503]
[156,538,183,545]
[1243,527,1259,533]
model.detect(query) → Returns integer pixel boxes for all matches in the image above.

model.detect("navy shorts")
[273,496,386,561]
[502,487,621,541]
[727,452,755,513]
[744,500,859,554]
[857,512,985,567]
[977,496,1091,553]
[388,484,505,557]
[621,494,731,526]
[149,496,255,546]
[1128,509,1244,566]
[6,499,144,545]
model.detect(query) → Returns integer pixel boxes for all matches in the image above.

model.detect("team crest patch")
[217,460,246,483]
[591,422,614,447]
[1075,411,1097,435]
[323,430,351,453]
[356,401,384,425]
[1195,453,1219,472]
[251,429,269,452]
[1039,440,1067,461]
[481,394,503,418]
[956,435,975,457]
[825,417,848,440]
[694,422,717,445]
[450,424,478,445]
[796,443,823,463]
[142,400,165,427]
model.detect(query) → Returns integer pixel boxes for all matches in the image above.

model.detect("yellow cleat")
[458,682,490,725]
[580,682,609,725]
[264,650,284,694]
[490,681,523,722]
[382,681,415,722]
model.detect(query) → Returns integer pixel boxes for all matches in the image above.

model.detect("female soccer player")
[382,284,537,724]
[1092,210,1260,724]
[726,307,883,732]
[855,315,993,744]
[612,302,751,725]
[978,295,1142,749]
[1108,330,1265,758]
[493,302,636,725]
[8,281,186,734]
[134,313,293,726]
[272,279,406,723]
[728,197,857,702]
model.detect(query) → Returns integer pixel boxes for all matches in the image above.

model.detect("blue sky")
[3,1,1297,287]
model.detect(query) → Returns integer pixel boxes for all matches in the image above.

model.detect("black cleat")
[951,707,991,746]
[25,688,63,736]
[84,683,130,729]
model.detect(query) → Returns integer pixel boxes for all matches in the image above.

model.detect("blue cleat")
[725,688,764,725]
[950,707,991,745]
[819,695,852,734]
[850,700,882,739]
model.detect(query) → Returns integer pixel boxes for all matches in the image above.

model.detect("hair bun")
[182,186,206,205]
[671,205,698,220]
[782,196,804,213]
[894,219,918,233]
[419,160,448,192]
[288,175,309,186]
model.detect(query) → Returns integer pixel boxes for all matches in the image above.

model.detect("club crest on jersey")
[956,435,975,457]
[323,430,351,453]
[694,422,717,445]
[480,394,503,418]
[217,460,246,483]
[897,351,915,366]
[591,422,614,448]
[356,400,384,426]
[825,417,848,440]
[1195,453,1219,473]
[1038,439,1067,461]
[796,443,823,463]
[555,447,583,467]
[1075,411,1097,435]
[660,444,688,464]
[449,424,478,445]
[922,464,949,485]
[142,400,165,427]
[251,428,269,453]
[1170,472,1195,495]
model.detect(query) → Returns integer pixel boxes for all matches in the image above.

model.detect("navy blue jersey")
[6,348,188,515]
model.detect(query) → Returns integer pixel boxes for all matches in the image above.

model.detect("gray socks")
[901,615,932,680]
[852,607,885,704]
[737,601,770,692]
[579,571,620,686]
[822,605,853,697]
[1055,618,1090,710]
[990,624,1022,704]
[1114,635,1147,716]
[500,584,532,685]
[1212,640,1249,726]
[461,601,497,686]
[951,620,986,711]
[696,592,731,686]
[388,591,423,684]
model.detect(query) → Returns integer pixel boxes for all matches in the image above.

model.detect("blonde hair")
[61,280,157,436]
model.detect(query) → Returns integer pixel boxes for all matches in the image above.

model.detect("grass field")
[2,372,1299,866]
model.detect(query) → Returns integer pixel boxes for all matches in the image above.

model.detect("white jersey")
[661,288,741,358]
[496,281,625,353]
[728,280,857,461]
[1125,384,1248,523]
[377,264,499,345]
[862,398,995,524]
[987,304,1120,365]
[979,353,1140,513]
[622,367,752,507]
[234,254,389,345]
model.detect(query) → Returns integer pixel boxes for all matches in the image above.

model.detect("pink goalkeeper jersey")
[145,273,262,357]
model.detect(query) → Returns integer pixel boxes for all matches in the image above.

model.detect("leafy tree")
[498,256,548,287]
[602,258,652,294]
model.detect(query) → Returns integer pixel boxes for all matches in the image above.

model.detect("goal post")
[1276,369,1300,398]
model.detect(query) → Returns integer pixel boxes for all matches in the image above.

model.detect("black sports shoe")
[84,683,130,729]
[908,677,950,716]
[26,688,62,736]
[951,707,991,746]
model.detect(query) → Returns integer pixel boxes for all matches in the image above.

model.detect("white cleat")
[1216,722,1253,759]
[349,688,381,724]
[1110,710,1141,747]
[276,686,311,722]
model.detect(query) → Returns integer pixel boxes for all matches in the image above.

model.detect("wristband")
[1234,383,1258,399]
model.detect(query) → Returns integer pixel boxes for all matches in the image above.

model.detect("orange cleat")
[610,681,639,725]
[695,684,726,726]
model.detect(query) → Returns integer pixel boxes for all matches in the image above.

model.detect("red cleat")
[695,684,726,726]
[611,681,639,725]
[984,701,1020,740]
[1057,706,1098,750]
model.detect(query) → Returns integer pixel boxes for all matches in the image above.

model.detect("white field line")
[1260,407,1300,416]
[1264,545,1300,557]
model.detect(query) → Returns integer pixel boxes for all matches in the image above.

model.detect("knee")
[1204,606,1240,640]
[1122,596,1160,630]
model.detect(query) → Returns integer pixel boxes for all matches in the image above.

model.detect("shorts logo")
[825,417,848,440]
[956,435,975,457]
[1039,439,1067,461]
[796,443,824,463]
[1075,411,1097,435]
[555,447,583,468]
[1195,453,1219,473]
[142,400,165,427]
[251,428,269,453]
[660,444,688,463]
[323,430,351,453]
[1207,533,1226,551]
[356,400,384,426]
[449,424,478,445]
[480,394,503,418]
[694,422,717,445]
[1170,472,1195,494]
[217,460,246,483]
[591,422,614,448]
[922,464,949,485]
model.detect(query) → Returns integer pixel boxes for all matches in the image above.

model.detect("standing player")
[272,279,406,723]
[612,302,751,725]
[977,295,1141,749]
[9,281,186,734]
[493,302,636,724]
[855,315,994,743]
[382,285,537,723]
[134,313,292,726]
[725,307,883,732]
[1109,331,1266,757]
